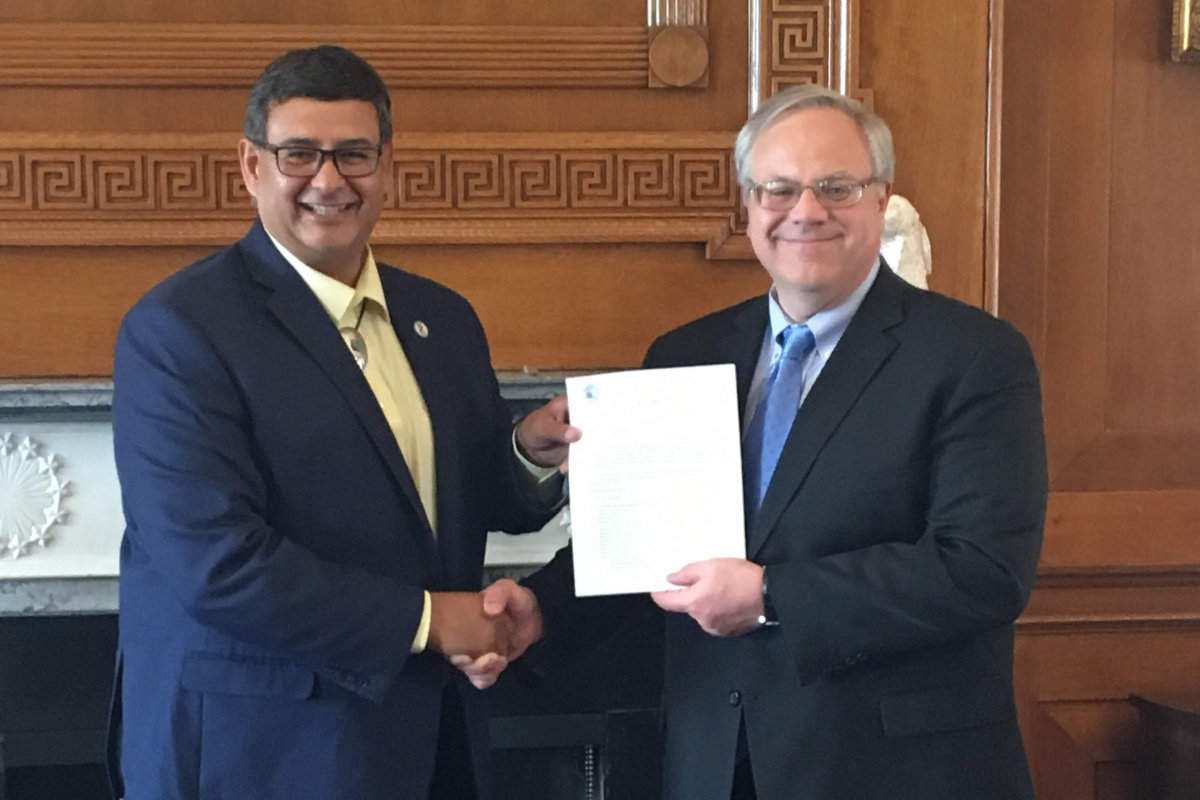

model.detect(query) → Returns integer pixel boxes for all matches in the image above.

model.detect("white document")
[565,364,746,596]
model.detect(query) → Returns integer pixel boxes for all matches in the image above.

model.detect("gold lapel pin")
[413,320,429,338]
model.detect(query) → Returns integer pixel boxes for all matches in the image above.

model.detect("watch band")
[758,567,780,627]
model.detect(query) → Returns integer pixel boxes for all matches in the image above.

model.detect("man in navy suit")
[109,46,575,800]
[469,85,1048,800]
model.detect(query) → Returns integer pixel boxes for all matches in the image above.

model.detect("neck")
[308,244,368,287]
[774,288,838,324]
[320,259,365,288]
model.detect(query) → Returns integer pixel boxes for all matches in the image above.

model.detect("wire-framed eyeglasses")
[746,177,882,211]
[252,141,384,178]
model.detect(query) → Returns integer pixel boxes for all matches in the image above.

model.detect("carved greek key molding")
[750,0,869,108]
[393,151,734,211]
[0,24,649,89]
[0,133,746,255]
[770,0,828,92]
[0,151,248,212]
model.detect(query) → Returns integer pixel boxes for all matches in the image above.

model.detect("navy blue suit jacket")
[110,221,555,800]
[525,266,1047,800]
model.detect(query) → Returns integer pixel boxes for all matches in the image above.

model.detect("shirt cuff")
[410,590,432,653]
[512,428,560,483]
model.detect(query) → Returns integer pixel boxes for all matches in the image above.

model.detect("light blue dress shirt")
[743,259,883,434]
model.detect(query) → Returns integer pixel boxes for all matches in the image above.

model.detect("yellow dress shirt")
[268,234,436,652]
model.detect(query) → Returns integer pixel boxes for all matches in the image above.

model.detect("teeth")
[307,204,347,216]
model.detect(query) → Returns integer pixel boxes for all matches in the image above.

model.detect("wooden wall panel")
[0,243,769,376]
[998,0,1200,798]
[382,243,770,370]
[0,4,750,133]
[0,0,992,377]
[861,0,989,309]
[21,3,1200,797]
[999,0,1200,493]
[0,1,649,27]
[1016,590,1200,799]
[0,25,652,88]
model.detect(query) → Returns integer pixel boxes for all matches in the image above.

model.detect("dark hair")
[243,45,393,143]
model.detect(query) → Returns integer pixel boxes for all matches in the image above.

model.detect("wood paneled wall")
[997,0,1200,797]
[0,0,985,376]
[9,3,1196,798]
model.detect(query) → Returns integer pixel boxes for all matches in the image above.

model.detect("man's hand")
[651,558,765,636]
[483,578,544,659]
[427,591,513,659]
[515,394,580,471]
[449,579,545,690]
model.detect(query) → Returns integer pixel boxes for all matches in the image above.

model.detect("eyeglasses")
[252,141,383,178]
[746,177,882,211]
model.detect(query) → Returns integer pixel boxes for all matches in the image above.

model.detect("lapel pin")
[413,320,429,338]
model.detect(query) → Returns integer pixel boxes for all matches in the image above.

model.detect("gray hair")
[734,85,895,190]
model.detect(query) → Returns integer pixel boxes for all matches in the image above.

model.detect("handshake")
[427,579,542,690]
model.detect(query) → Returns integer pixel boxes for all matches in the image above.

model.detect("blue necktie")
[744,324,816,522]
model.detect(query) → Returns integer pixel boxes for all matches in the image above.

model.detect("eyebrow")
[762,170,861,184]
[274,136,378,149]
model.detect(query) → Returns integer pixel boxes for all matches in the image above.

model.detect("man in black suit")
[464,84,1047,800]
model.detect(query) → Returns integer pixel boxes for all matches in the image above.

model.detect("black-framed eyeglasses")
[252,140,383,178]
[746,177,882,211]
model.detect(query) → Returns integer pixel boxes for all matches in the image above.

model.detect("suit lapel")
[747,268,906,557]
[238,223,432,539]
[724,300,771,432]
[717,300,768,547]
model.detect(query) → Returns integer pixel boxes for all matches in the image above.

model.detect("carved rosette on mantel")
[0,433,69,559]
[0,0,867,261]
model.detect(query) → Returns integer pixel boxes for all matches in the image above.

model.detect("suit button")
[728,690,742,707]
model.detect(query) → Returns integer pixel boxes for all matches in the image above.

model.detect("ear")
[238,138,261,202]
[877,181,894,211]
[379,141,395,194]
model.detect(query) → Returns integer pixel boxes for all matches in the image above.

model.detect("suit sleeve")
[113,299,424,702]
[482,366,565,534]
[513,336,676,677]
[772,323,1047,684]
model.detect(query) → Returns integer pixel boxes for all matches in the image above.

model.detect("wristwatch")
[757,568,780,627]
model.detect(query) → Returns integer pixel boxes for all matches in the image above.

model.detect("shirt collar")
[767,257,882,358]
[265,232,391,326]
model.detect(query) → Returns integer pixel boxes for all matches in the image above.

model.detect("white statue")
[880,194,931,290]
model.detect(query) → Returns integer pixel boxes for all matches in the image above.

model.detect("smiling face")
[745,107,890,321]
[238,97,393,285]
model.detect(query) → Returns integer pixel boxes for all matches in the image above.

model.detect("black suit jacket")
[525,266,1046,800]
[111,221,556,800]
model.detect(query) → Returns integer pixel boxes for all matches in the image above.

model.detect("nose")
[309,153,347,190]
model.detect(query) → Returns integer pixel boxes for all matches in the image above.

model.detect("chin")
[298,223,361,245]
[768,258,837,287]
